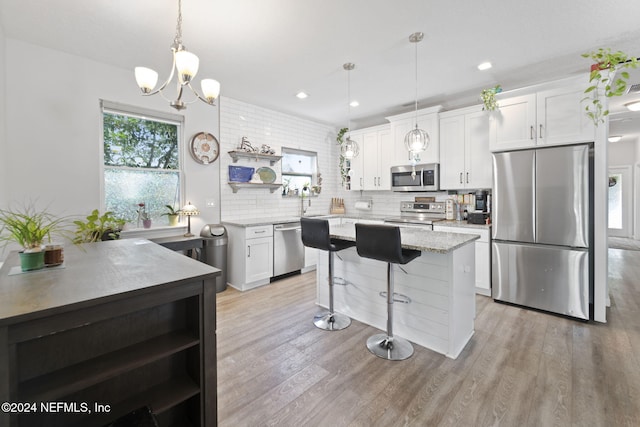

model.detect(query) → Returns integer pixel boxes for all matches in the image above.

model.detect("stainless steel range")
[384,201,446,229]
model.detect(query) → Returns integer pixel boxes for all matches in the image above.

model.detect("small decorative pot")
[143,219,152,229]
[44,244,64,267]
[168,214,179,226]
[19,251,45,272]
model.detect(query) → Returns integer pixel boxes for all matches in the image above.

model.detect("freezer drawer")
[492,241,589,319]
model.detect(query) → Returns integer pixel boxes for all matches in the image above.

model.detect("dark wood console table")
[0,239,220,426]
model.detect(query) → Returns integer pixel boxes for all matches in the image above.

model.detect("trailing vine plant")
[480,85,502,111]
[582,48,638,126]
[336,127,349,186]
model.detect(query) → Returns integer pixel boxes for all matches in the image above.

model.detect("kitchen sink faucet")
[300,196,310,216]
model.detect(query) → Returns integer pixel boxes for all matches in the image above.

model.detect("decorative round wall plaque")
[189,132,220,164]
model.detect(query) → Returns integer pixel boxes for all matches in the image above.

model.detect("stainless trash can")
[200,224,228,293]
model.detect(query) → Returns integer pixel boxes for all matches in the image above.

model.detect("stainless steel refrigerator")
[492,144,593,320]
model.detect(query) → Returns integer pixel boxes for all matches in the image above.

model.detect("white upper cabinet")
[489,77,595,151]
[347,125,391,191]
[387,106,442,166]
[440,105,491,190]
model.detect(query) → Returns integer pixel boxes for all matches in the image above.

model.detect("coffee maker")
[475,190,489,212]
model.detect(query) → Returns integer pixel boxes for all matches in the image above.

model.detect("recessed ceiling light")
[350,100,359,107]
[608,135,623,143]
[625,101,640,111]
[296,91,308,99]
[477,62,492,71]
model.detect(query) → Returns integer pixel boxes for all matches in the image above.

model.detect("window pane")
[608,173,622,229]
[104,112,179,169]
[105,168,180,222]
[281,148,317,175]
[283,175,312,194]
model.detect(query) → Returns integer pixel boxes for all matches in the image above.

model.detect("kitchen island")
[0,239,220,427]
[318,224,479,359]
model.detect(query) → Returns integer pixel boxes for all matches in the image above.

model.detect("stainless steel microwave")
[390,164,440,192]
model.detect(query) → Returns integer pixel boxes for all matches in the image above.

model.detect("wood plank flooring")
[216,248,640,426]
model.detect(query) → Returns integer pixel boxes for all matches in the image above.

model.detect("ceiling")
[2,0,640,131]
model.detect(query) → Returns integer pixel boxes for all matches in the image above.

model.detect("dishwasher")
[273,221,304,277]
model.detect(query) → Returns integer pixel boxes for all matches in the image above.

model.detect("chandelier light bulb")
[201,79,221,103]
[341,137,360,159]
[175,50,199,83]
[134,67,159,94]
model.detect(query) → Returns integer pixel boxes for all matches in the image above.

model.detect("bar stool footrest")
[378,291,411,304]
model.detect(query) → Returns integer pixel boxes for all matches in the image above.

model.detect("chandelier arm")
[140,49,179,97]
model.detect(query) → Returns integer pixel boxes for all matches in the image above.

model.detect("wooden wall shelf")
[228,151,282,165]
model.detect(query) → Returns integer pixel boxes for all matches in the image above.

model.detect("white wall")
[1,39,220,260]
[219,96,337,220]
[609,140,637,166]
[0,20,6,209]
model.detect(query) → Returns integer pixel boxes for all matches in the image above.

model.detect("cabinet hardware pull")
[530,125,534,140]
[466,172,469,183]
[255,230,266,233]
[539,124,543,139]
[459,172,463,184]
[360,177,363,187]
[247,246,250,257]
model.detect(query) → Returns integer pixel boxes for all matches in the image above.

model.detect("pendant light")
[340,63,360,159]
[404,32,429,161]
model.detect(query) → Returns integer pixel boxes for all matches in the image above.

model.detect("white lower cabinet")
[226,224,274,291]
[434,225,491,296]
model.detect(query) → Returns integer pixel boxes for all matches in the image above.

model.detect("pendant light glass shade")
[341,62,359,160]
[404,124,429,153]
[405,32,429,158]
[341,136,360,158]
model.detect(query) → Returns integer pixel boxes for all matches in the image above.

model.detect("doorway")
[608,165,633,237]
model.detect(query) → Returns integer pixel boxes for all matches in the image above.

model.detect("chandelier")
[134,0,220,110]
[340,63,360,159]
[404,32,429,162]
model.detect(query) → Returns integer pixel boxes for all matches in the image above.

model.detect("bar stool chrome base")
[366,333,414,361]
[314,310,351,330]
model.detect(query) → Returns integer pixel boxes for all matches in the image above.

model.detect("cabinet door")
[245,236,273,283]
[377,128,393,190]
[391,119,414,166]
[363,131,379,190]
[347,133,364,191]
[536,87,595,146]
[465,111,492,189]
[489,94,536,151]
[439,114,466,189]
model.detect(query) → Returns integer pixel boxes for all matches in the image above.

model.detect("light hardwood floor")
[216,249,640,426]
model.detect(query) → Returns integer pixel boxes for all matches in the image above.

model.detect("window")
[101,101,184,226]
[281,148,319,196]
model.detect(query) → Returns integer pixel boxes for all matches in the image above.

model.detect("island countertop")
[0,238,221,325]
[330,223,479,254]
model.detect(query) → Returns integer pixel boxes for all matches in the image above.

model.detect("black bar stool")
[355,223,420,360]
[301,217,354,330]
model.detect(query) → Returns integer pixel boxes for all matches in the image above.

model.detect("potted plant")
[161,205,181,226]
[480,85,502,111]
[136,202,152,229]
[0,204,69,271]
[336,127,349,186]
[582,48,638,125]
[73,209,126,243]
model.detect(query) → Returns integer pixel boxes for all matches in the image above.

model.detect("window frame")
[99,100,185,226]
[281,147,319,196]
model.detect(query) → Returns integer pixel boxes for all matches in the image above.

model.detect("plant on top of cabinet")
[480,85,502,111]
[0,203,70,271]
[336,127,350,186]
[73,209,126,243]
[582,48,638,125]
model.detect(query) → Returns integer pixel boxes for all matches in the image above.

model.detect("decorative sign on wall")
[189,132,220,165]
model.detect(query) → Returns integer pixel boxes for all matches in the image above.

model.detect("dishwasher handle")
[274,225,302,232]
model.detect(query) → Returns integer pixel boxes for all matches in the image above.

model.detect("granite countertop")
[435,220,492,230]
[222,216,302,227]
[329,223,479,254]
